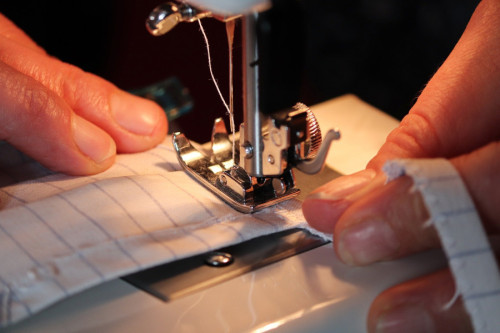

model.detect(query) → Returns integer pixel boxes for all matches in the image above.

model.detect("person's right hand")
[0,13,168,175]
[303,0,500,331]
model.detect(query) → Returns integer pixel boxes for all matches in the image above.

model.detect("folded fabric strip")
[0,138,322,327]
[384,159,500,333]
[0,172,316,327]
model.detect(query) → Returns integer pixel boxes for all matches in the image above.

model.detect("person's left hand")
[0,13,168,175]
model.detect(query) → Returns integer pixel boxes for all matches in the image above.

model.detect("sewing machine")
[146,0,340,213]
[3,2,448,332]
[3,95,447,333]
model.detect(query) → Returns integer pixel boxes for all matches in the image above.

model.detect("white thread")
[442,288,461,311]
[226,20,237,164]
[422,218,434,229]
[197,20,231,116]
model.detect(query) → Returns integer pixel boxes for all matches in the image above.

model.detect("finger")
[453,141,500,232]
[0,32,167,154]
[334,176,440,265]
[334,142,500,266]
[368,269,473,333]
[302,169,378,233]
[303,0,500,235]
[0,13,45,54]
[0,61,116,175]
[368,0,500,170]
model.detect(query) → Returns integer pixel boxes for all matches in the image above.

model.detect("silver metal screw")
[272,178,286,195]
[146,2,211,37]
[205,252,234,267]
[242,142,254,159]
[219,174,228,186]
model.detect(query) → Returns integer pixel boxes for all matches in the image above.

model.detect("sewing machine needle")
[226,20,236,165]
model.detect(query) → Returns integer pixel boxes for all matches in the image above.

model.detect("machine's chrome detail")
[305,107,322,159]
[268,155,275,165]
[241,13,262,177]
[153,4,340,213]
[242,141,254,160]
[146,2,208,36]
[146,1,239,37]
[205,252,234,267]
[272,178,286,196]
[295,129,341,175]
[173,120,300,213]
[124,228,329,302]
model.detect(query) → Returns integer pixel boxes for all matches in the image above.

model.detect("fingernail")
[73,116,115,163]
[338,218,400,265]
[110,91,161,136]
[306,169,377,201]
[302,198,351,233]
[375,306,435,333]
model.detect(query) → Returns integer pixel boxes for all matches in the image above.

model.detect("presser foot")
[172,118,300,213]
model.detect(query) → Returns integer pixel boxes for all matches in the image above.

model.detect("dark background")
[0,0,479,142]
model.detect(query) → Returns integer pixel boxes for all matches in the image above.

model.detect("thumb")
[368,0,500,170]
[453,141,500,232]
[303,0,500,233]
[334,141,500,266]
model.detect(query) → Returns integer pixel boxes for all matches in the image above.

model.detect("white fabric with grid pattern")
[0,137,317,327]
[384,158,500,333]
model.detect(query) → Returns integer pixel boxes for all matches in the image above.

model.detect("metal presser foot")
[173,106,341,213]
[147,3,341,213]
[173,119,300,213]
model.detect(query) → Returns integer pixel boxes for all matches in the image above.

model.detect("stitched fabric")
[384,158,500,333]
[0,137,319,327]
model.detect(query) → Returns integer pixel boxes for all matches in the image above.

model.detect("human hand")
[0,14,168,175]
[303,1,500,332]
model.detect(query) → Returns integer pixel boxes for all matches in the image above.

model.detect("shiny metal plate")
[123,228,328,302]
